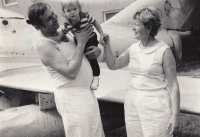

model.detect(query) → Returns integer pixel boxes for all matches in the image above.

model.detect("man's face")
[39,6,59,33]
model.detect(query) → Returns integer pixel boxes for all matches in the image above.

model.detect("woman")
[100,6,180,137]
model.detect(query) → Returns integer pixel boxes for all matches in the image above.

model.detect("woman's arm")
[163,48,180,135]
[100,36,129,70]
[37,25,94,80]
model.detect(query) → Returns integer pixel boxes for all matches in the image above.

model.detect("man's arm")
[37,25,94,80]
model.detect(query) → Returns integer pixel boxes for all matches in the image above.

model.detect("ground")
[105,113,200,137]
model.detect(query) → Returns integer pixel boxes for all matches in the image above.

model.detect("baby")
[54,0,108,90]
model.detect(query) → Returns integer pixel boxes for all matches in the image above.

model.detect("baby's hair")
[133,6,161,37]
[61,0,82,13]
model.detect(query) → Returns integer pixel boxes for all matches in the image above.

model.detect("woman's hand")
[167,115,179,135]
[74,25,94,47]
[99,34,110,47]
[101,33,109,41]
[85,46,101,59]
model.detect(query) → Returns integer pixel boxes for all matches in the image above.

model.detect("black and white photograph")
[0,0,200,137]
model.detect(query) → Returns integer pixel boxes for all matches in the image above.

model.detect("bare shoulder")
[36,39,53,50]
[37,39,59,53]
[163,48,176,67]
[36,39,58,65]
[163,48,173,60]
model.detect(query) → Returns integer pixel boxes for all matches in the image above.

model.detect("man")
[27,2,105,137]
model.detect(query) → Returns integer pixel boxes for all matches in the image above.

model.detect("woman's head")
[133,6,161,37]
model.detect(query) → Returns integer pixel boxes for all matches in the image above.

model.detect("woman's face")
[132,18,149,40]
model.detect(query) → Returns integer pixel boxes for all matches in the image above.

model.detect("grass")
[177,60,200,77]
[105,113,200,137]
[174,113,200,137]
[175,60,200,137]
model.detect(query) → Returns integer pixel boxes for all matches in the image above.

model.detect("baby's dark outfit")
[62,11,100,76]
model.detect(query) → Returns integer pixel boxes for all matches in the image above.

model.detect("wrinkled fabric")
[121,41,170,91]
[121,41,173,137]
[37,34,104,137]
[125,89,172,137]
[54,88,104,137]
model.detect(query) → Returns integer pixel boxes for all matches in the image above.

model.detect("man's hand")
[74,25,94,47]
[85,46,101,59]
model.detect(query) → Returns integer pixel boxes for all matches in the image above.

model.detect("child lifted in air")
[53,0,108,90]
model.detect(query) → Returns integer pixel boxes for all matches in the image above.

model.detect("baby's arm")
[93,21,108,41]
[86,13,108,41]
[52,30,65,44]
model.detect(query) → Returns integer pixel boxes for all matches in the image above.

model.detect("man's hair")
[133,6,161,37]
[27,2,50,26]
[61,0,82,13]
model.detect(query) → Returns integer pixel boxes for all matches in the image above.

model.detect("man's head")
[27,2,59,35]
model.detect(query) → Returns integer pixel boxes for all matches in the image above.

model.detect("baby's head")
[61,0,82,17]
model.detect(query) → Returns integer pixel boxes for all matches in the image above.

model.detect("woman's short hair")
[133,6,161,37]
[27,2,50,26]
[61,0,82,13]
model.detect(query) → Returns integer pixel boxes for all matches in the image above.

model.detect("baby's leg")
[74,37,78,45]
[84,32,99,53]
[85,33,100,76]
[90,59,100,76]
[85,33,100,90]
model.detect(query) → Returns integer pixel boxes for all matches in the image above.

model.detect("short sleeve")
[86,13,96,24]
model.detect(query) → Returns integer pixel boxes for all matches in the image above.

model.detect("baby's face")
[64,3,80,21]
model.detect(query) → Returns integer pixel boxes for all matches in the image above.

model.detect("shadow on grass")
[177,61,200,76]
[103,111,200,137]
[177,28,200,76]
[174,113,200,137]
